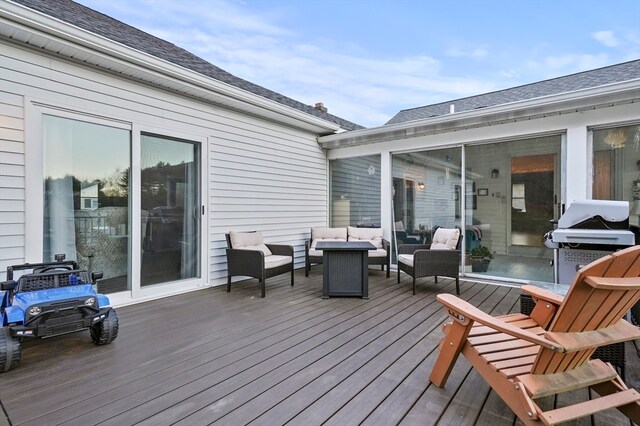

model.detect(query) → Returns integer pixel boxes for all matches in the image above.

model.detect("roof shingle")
[386,60,640,125]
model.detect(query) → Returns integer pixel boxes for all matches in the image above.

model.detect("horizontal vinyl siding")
[0,90,25,279]
[209,126,327,281]
[1,41,329,288]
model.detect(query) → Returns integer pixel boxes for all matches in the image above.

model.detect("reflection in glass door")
[43,115,131,294]
[140,134,201,286]
[391,148,463,261]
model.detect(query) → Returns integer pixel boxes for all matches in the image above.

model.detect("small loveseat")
[305,226,390,277]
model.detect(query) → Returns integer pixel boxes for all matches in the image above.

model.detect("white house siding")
[1,40,328,292]
[208,124,327,283]
[0,91,25,279]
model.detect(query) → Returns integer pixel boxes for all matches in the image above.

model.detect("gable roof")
[387,60,640,125]
[11,0,364,131]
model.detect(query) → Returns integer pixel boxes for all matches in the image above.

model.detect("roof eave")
[0,1,341,134]
[318,80,640,149]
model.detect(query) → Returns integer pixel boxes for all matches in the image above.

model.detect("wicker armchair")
[225,231,294,298]
[397,227,463,295]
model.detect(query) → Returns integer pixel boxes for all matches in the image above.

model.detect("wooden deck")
[0,269,637,425]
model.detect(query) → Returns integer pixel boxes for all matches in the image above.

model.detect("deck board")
[0,268,636,426]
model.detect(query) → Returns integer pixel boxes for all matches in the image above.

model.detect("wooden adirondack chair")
[429,245,640,425]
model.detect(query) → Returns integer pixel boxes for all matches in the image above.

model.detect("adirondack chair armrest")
[520,285,564,306]
[436,293,562,351]
[545,319,640,353]
[584,276,640,290]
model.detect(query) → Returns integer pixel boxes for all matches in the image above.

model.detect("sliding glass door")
[391,148,463,262]
[43,115,131,293]
[140,134,201,286]
[43,116,204,296]
[465,136,561,283]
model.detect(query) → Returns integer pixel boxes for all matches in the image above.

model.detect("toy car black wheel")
[90,309,119,345]
[0,326,21,372]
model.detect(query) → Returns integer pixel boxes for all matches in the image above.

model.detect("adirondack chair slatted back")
[532,245,640,375]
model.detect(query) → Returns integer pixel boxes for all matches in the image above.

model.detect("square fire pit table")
[315,241,376,299]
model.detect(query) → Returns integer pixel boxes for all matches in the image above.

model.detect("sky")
[75,0,640,128]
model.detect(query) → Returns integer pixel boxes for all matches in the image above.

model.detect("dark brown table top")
[315,241,376,251]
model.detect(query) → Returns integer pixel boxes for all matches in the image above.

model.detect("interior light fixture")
[604,129,627,149]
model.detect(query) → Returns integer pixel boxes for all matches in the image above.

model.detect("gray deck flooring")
[0,268,637,425]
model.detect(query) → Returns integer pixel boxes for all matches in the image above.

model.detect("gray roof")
[387,60,640,125]
[12,0,364,131]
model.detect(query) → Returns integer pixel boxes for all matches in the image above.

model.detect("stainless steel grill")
[544,200,636,284]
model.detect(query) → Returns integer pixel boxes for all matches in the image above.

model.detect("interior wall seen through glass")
[329,155,381,227]
[43,115,131,294]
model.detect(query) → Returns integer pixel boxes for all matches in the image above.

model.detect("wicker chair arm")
[267,244,294,256]
[226,248,264,277]
[413,249,461,277]
[398,244,431,255]
[414,248,460,261]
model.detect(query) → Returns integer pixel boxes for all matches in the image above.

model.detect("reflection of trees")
[141,161,188,209]
[45,171,129,209]
[96,168,128,207]
[44,160,190,211]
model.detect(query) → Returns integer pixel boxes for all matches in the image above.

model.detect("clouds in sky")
[592,31,619,48]
[79,0,640,128]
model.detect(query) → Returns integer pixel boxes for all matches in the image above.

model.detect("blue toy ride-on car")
[0,254,118,372]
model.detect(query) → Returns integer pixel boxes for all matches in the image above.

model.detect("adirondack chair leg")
[429,315,473,387]
[515,382,540,422]
[590,376,640,423]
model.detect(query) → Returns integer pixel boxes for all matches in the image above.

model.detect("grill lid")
[558,200,629,229]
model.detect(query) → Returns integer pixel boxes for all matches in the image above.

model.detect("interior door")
[510,154,556,247]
